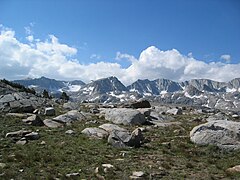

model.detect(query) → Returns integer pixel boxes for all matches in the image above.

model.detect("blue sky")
[0,0,240,84]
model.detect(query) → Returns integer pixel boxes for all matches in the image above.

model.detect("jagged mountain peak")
[13,77,85,94]
[80,76,127,95]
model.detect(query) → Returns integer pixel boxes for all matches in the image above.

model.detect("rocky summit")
[1,77,240,179]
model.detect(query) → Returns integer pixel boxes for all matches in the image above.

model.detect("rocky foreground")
[1,80,240,179]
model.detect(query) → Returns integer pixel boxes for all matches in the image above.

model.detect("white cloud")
[0,25,240,85]
[220,54,231,63]
[36,35,77,56]
[90,54,101,60]
[26,35,34,42]
[24,22,35,35]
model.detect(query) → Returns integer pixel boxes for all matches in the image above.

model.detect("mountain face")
[181,79,227,92]
[228,78,240,90]
[79,76,127,95]
[13,76,240,111]
[127,79,182,95]
[13,76,85,94]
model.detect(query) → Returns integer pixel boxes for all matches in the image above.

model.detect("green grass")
[1,110,240,179]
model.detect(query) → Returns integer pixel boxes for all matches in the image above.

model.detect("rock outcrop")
[190,120,240,150]
[104,108,146,125]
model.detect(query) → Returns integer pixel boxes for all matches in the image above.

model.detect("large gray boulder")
[99,123,127,133]
[206,112,229,122]
[22,115,44,126]
[43,119,63,128]
[0,94,15,103]
[108,128,144,148]
[166,108,182,115]
[104,108,146,125]
[63,102,79,110]
[190,120,240,150]
[53,110,86,124]
[81,128,108,139]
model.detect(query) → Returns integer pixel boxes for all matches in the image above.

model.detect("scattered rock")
[130,171,145,179]
[166,108,182,115]
[63,102,79,110]
[108,128,144,148]
[129,128,144,147]
[6,130,31,138]
[44,107,55,116]
[81,128,108,139]
[130,100,151,109]
[66,172,80,178]
[99,123,127,133]
[43,119,63,128]
[16,138,27,145]
[190,120,240,150]
[65,130,74,134]
[137,108,151,116]
[22,115,44,126]
[149,111,174,122]
[40,141,46,145]
[206,112,229,122]
[53,110,86,124]
[102,164,114,169]
[226,165,240,173]
[108,130,132,148]
[0,163,6,168]
[151,121,181,127]
[90,108,100,114]
[232,114,239,119]
[33,109,39,114]
[104,108,146,125]
[24,132,40,140]
[6,113,28,118]
[0,94,15,103]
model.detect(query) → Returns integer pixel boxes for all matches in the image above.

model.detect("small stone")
[22,115,44,126]
[16,138,27,145]
[132,171,145,177]
[6,130,31,138]
[102,163,114,173]
[130,171,146,179]
[0,163,6,168]
[43,119,63,128]
[82,127,108,139]
[102,164,114,168]
[232,114,239,118]
[40,141,46,145]
[33,109,39,114]
[166,108,182,115]
[44,107,55,116]
[226,165,240,173]
[65,130,74,134]
[24,132,40,140]
[65,172,80,177]
[94,167,99,174]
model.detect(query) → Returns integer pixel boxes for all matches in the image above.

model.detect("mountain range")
[14,76,240,95]
[13,76,240,111]
[14,76,85,94]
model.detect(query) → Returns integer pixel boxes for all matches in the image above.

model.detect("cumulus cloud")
[26,35,34,42]
[220,54,231,63]
[0,25,240,85]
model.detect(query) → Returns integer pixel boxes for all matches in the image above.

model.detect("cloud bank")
[0,26,240,85]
